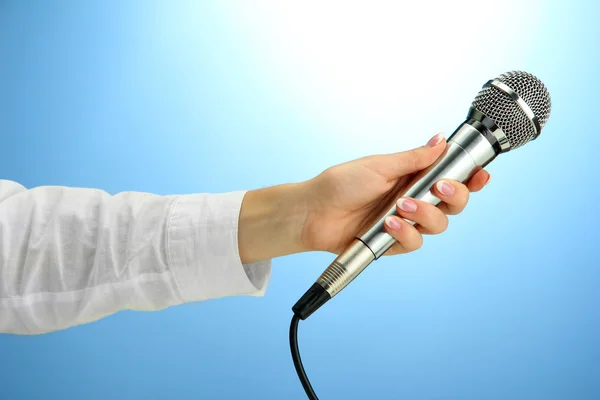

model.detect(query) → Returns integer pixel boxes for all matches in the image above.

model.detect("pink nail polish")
[385,216,401,230]
[397,198,417,213]
[436,180,455,196]
[427,133,444,147]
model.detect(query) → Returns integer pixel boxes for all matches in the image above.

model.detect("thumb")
[365,133,446,179]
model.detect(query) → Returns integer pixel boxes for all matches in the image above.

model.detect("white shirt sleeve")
[0,179,271,335]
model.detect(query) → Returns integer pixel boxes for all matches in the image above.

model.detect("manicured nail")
[385,216,402,230]
[427,133,444,147]
[436,180,455,196]
[397,198,417,213]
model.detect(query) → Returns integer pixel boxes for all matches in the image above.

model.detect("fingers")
[383,195,450,253]
[382,169,492,255]
[363,133,447,179]
[466,169,491,192]
[384,215,424,254]
[396,198,448,234]
[433,179,470,215]
[434,170,492,215]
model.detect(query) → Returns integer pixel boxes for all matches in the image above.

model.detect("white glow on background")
[218,0,542,156]
[2,3,599,399]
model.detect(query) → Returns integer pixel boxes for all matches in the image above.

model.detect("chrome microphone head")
[470,71,552,151]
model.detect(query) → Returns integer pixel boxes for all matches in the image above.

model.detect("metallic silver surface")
[316,239,375,297]
[487,79,541,137]
[358,122,497,259]
[472,71,551,149]
[468,108,510,151]
[495,71,552,129]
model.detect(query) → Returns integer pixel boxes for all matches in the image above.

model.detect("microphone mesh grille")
[471,71,552,150]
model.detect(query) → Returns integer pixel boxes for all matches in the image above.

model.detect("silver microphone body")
[316,120,499,299]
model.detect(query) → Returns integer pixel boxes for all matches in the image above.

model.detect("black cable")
[289,314,319,400]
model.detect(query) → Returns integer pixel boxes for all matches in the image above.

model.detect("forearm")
[238,182,310,264]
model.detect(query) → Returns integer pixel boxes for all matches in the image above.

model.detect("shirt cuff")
[166,191,272,303]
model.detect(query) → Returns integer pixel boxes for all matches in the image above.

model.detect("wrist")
[238,182,310,264]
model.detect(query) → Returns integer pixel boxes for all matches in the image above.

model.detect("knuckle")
[445,185,469,210]
[424,205,448,233]
[447,207,461,216]
[319,166,341,185]
[457,191,470,211]
[405,232,423,252]
[462,188,470,203]
[438,216,449,233]
[407,149,423,170]
[390,242,405,255]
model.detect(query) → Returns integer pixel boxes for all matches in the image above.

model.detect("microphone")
[292,71,552,320]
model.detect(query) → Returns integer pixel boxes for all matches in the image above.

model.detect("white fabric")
[0,179,271,335]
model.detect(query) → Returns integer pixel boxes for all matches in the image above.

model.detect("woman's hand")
[238,134,491,264]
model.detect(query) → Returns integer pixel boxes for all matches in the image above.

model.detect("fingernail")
[427,133,444,147]
[397,198,417,213]
[385,216,402,230]
[485,174,491,185]
[436,180,455,196]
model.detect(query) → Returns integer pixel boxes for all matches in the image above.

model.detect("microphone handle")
[293,120,500,320]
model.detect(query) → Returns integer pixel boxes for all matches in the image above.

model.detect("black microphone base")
[292,283,331,320]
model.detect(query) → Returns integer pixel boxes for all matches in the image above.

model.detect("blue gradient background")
[1,1,598,399]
